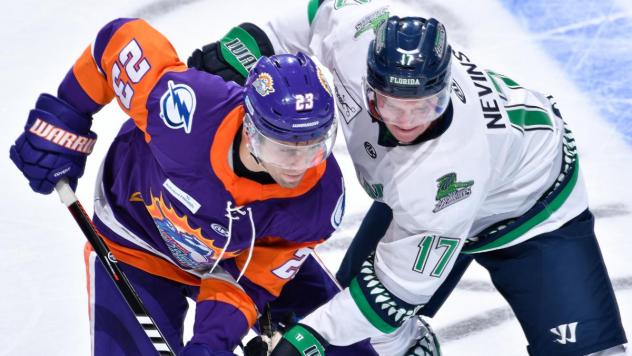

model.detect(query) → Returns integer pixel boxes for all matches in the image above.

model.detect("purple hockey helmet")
[243,52,337,170]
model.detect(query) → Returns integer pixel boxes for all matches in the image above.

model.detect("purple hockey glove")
[9,93,96,194]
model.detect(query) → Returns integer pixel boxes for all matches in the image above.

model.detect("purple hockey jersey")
[55,18,346,349]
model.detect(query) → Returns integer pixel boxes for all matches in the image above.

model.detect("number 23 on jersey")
[111,39,150,109]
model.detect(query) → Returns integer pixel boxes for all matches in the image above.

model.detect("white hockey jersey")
[262,0,589,345]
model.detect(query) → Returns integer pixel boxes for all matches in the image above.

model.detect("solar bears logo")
[253,72,275,96]
[160,80,196,134]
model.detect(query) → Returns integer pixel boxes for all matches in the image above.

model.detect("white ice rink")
[0,0,630,355]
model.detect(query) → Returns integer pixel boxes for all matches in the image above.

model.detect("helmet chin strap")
[244,140,262,167]
[250,151,262,166]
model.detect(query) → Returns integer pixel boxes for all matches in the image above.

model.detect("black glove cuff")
[271,323,328,356]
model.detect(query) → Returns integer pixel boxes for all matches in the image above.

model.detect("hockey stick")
[55,180,176,356]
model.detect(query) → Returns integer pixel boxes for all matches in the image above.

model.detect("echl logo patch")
[253,72,275,96]
[160,80,196,134]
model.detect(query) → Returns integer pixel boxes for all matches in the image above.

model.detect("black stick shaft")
[57,182,175,356]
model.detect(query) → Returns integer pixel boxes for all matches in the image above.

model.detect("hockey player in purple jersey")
[9,18,375,355]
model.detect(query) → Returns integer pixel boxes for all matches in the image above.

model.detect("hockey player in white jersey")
[188,1,628,355]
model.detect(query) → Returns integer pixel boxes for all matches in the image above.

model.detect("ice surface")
[0,0,629,355]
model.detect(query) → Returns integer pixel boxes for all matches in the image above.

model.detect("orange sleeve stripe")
[198,278,258,327]
[98,19,187,141]
[97,232,201,286]
[234,237,320,297]
[72,46,115,106]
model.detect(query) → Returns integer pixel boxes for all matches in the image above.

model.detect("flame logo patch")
[145,194,237,269]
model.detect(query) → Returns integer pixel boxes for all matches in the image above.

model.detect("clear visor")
[244,114,337,171]
[364,79,451,127]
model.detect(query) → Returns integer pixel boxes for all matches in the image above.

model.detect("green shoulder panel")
[308,0,324,25]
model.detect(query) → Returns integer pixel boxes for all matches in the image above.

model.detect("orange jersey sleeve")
[58,18,187,140]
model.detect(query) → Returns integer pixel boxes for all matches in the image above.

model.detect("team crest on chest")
[160,80,196,134]
[433,173,474,213]
[253,72,275,96]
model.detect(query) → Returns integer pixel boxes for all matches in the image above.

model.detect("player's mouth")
[385,120,434,143]
[281,170,305,182]
[389,124,424,139]
[392,125,417,133]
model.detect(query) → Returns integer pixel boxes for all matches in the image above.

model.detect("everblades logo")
[160,80,196,134]
[354,7,389,38]
[433,173,474,213]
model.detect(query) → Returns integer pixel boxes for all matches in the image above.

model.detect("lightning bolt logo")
[160,80,196,133]
[169,81,191,126]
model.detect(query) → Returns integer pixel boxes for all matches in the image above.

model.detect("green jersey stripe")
[487,70,522,89]
[464,159,579,253]
[349,278,398,334]
[507,107,553,129]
